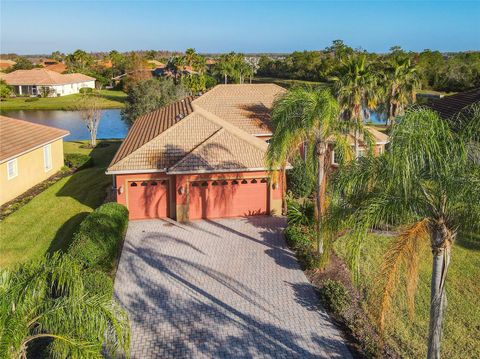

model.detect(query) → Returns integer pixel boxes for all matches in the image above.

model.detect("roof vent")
[175,113,185,121]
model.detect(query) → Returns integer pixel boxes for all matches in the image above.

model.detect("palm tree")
[213,55,232,84]
[267,87,353,254]
[331,107,480,358]
[382,55,419,126]
[331,54,379,154]
[0,254,130,358]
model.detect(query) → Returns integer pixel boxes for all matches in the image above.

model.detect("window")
[331,151,339,165]
[378,146,384,155]
[43,144,52,171]
[7,159,18,180]
[357,149,366,158]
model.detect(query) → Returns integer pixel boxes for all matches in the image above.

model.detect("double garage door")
[188,178,268,220]
[126,177,269,220]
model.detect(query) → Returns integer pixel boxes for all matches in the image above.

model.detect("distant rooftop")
[426,88,480,119]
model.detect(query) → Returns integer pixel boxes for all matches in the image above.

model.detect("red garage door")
[127,180,169,220]
[189,178,268,220]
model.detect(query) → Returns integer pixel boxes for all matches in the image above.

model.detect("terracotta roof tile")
[192,84,286,135]
[169,129,267,173]
[0,115,69,163]
[1,68,95,85]
[109,97,195,168]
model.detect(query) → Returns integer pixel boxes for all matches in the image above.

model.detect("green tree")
[213,54,234,84]
[331,54,377,154]
[332,107,480,359]
[382,55,419,126]
[65,49,94,71]
[122,78,187,124]
[0,254,130,358]
[0,80,12,99]
[6,57,34,72]
[266,87,352,254]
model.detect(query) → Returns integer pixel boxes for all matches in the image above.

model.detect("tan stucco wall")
[0,139,65,205]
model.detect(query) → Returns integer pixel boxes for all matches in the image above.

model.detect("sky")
[1,1,479,55]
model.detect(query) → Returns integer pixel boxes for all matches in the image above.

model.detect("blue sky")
[1,1,479,54]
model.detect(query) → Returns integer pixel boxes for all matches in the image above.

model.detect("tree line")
[257,40,480,93]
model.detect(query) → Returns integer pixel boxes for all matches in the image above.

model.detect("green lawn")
[0,90,126,111]
[334,234,480,358]
[0,140,120,268]
[253,76,329,89]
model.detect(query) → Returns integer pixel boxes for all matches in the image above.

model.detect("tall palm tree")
[382,55,419,126]
[331,107,480,358]
[0,254,130,358]
[267,87,352,254]
[213,55,232,84]
[331,54,379,154]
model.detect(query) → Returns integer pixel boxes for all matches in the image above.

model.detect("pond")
[0,109,130,141]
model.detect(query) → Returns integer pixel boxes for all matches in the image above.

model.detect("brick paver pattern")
[114,217,352,358]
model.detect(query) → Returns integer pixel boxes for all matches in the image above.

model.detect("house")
[328,127,390,167]
[425,87,480,126]
[107,84,287,221]
[0,68,95,96]
[0,116,69,205]
[44,62,67,74]
[0,59,16,71]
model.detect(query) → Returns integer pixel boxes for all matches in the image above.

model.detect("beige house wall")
[0,139,65,205]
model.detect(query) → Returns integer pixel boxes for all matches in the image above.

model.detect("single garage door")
[127,180,169,220]
[189,178,268,220]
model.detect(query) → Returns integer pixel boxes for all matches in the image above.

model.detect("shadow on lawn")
[47,212,89,254]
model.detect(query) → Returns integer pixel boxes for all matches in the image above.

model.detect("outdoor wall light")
[118,185,124,194]
[178,186,185,195]
[272,183,278,190]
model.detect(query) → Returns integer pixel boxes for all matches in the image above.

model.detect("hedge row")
[284,223,321,270]
[68,202,129,292]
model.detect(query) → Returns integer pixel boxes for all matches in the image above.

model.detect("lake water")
[0,109,129,141]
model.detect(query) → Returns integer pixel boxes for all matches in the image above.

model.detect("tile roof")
[1,68,95,85]
[169,128,267,173]
[107,84,289,174]
[45,63,67,73]
[192,84,286,135]
[426,88,480,119]
[108,112,221,172]
[109,96,195,168]
[0,115,69,163]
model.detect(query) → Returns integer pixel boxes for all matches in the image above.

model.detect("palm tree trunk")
[224,74,227,84]
[427,226,452,359]
[315,142,327,254]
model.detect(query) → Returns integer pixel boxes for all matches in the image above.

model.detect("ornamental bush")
[321,279,351,315]
[64,152,93,170]
[69,203,129,271]
[286,156,314,198]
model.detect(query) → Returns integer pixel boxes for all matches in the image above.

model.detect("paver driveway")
[114,217,352,358]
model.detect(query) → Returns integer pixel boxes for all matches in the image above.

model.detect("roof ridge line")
[107,106,199,170]
[191,103,269,153]
[167,128,225,171]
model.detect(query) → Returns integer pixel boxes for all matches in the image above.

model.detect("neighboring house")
[0,59,16,71]
[426,87,480,124]
[328,127,390,167]
[107,84,287,221]
[0,116,69,205]
[0,68,95,96]
[44,62,67,73]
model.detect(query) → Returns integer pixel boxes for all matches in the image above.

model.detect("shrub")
[321,279,351,315]
[287,199,314,226]
[64,152,93,170]
[284,224,321,269]
[69,203,129,271]
[79,87,94,94]
[287,156,314,198]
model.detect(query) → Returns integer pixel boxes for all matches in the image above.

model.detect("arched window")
[241,179,248,184]
[251,179,257,184]
[201,181,208,187]
[231,180,239,185]
[151,181,158,186]
[212,181,219,186]
[260,178,267,183]
[161,180,167,185]
[130,182,137,187]
[141,181,148,186]
[221,180,228,185]
[192,182,199,187]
